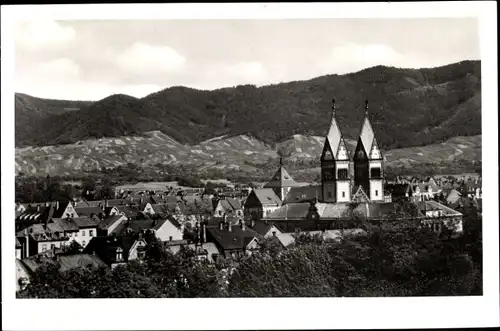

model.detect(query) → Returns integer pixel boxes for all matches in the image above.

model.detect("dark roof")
[206,224,261,251]
[74,207,103,217]
[111,218,170,236]
[72,216,101,228]
[385,183,413,196]
[51,218,80,231]
[264,165,300,188]
[115,205,141,218]
[83,235,139,264]
[248,221,283,235]
[283,186,322,204]
[265,203,311,220]
[251,188,282,205]
[98,214,127,230]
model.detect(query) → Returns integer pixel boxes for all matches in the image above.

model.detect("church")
[250,99,463,235]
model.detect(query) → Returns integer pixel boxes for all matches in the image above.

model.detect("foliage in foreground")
[17,208,482,298]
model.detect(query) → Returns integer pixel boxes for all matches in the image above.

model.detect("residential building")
[206,221,262,259]
[16,253,107,291]
[213,198,244,218]
[244,188,282,219]
[84,234,150,268]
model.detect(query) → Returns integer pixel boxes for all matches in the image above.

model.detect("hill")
[15,130,481,178]
[15,60,481,150]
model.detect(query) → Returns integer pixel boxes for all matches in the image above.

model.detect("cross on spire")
[279,156,283,166]
[332,98,336,116]
[365,100,369,116]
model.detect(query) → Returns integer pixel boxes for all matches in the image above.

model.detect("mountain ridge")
[15,60,481,150]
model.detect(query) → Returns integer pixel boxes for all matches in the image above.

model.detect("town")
[14,99,483,297]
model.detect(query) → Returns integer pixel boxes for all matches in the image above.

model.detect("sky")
[14,18,480,101]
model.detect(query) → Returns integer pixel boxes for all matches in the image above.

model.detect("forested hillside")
[15,60,481,150]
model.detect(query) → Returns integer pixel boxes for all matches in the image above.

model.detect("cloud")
[225,61,268,84]
[319,43,406,74]
[34,58,81,80]
[115,42,187,75]
[199,61,269,89]
[15,20,76,51]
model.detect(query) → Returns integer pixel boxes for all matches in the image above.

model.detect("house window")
[41,244,47,251]
[74,232,78,237]
[89,230,94,237]
[218,210,223,216]
[51,244,56,249]
[169,236,173,241]
[375,190,379,196]
[82,230,86,236]
[342,192,345,198]
[82,241,86,247]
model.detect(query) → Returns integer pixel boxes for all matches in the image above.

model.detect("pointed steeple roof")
[264,161,299,188]
[358,100,376,156]
[325,99,344,157]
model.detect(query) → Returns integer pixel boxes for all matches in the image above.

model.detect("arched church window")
[371,167,381,178]
[337,169,348,180]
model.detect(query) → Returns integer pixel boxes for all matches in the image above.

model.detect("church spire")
[279,156,283,166]
[332,98,336,117]
[365,99,368,117]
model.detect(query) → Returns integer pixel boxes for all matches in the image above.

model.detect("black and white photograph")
[2,2,498,330]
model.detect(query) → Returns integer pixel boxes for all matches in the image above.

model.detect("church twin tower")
[320,99,384,203]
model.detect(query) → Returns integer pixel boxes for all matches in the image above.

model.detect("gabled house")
[16,253,107,291]
[213,198,244,218]
[84,234,150,268]
[49,216,101,248]
[384,183,414,202]
[247,219,283,238]
[244,188,282,220]
[74,206,104,218]
[97,214,129,236]
[166,242,221,263]
[110,217,184,242]
[462,178,482,198]
[206,221,262,259]
[15,201,78,232]
[16,223,70,257]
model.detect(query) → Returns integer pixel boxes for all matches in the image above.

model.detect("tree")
[62,241,83,254]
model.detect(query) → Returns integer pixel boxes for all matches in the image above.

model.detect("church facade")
[321,99,385,204]
[255,99,463,236]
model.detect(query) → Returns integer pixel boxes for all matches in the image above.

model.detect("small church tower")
[264,157,299,202]
[321,99,351,203]
[353,100,384,202]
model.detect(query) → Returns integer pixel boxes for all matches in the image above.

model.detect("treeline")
[17,204,482,298]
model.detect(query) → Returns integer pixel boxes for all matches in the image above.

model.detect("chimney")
[45,202,49,207]
[37,205,40,213]
[219,221,224,231]
[365,203,370,218]
[251,219,256,228]
[140,197,143,204]
[202,223,207,244]
[241,220,246,231]
[228,222,232,232]
[56,201,59,210]
[24,228,30,258]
